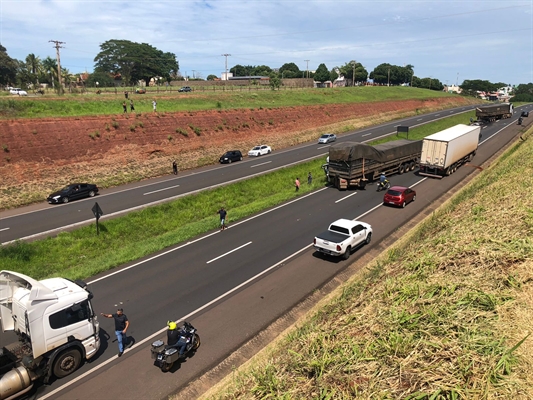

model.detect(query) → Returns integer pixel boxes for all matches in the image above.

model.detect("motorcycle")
[518,117,523,125]
[376,179,391,192]
[150,322,200,372]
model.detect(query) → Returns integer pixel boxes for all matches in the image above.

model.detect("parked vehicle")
[383,186,416,208]
[248,145,272,157]
[313,219,372,260]
[219,150,243,164]
[178,86,192,92]
[419,124,481,178]
[475,103,513,123]
[376,179,391,192]
[325,139,422,190]
[47,183,99,204]
[9,88,27,96]
[0,270,100,399]
[318,133,337,144]
[150,322,200,372]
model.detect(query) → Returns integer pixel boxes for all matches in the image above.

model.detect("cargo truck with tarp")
[325,139,422,190]
[475,103,513,123]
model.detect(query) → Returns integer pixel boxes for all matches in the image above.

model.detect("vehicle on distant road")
[178,86,192,92]
[219,150,243,164]
[135,88,146,94]
[521,111,529,117]
[248,145,272,157]
[314,219,372,260]
[318,133,337,144]
[10,88,27,96]
[383,186,416,208]
[47,183,99,204]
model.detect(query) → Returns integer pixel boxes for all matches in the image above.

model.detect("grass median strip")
[0,159,327,280]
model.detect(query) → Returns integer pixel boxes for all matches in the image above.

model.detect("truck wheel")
[53,348,82,378]
[343,246,351,260]
[398,164,405,174]
[409,162,415,171]
[365,233,372,245]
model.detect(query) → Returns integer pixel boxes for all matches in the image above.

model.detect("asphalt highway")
[1,104,530,400]
[1,104,481,244]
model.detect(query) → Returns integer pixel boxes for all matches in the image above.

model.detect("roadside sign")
[91,202,104,235]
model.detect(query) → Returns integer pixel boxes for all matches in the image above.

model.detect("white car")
[318,133,337,144]
[10,88,28,96]
[248,145,272,157]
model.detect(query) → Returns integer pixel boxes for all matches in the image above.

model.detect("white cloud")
[1,0,531,84]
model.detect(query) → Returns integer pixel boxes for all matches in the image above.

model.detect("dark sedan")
[47,183,99,204]
[219,150,243,164]
[383,186,416,208]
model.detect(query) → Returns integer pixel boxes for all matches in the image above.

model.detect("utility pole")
[456,72,459,87]
[387,67,390,87]
[221,54,231,81]
[49,40,65,95]
[411,69,414,87]
[304,60,310,79]
[192,70,196,79]
[352,61,356,87]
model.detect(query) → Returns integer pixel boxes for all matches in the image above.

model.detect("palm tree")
[42,56,57,89]
[25,53,42,87]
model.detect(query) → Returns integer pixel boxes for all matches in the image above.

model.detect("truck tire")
[343,246,351,260]
[398,164,405,174]
[409,161,415,171]
[53,348,82,378]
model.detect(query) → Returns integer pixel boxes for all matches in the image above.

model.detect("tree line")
[0,40,523,96]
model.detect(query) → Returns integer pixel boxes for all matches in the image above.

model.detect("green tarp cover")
[329,139,422,162]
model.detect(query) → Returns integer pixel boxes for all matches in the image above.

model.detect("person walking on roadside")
[172,160,178,175]
[152,99,157,112]
[130,99,135,112]
[101,308,130,357]
[295,177,300,192]
[307,172,312,185]
[217,207,227,231]
[122,101,127,113]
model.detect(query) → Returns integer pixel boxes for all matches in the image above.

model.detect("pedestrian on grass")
[122,101,127,113]
[295,177,300,192]
[217,207,227,231]
[124,91,128,99]
[100,308,130,357]
[172,160,178,175]
[130,99,135,112]
[307,172,312,185]
[152,99,157,112]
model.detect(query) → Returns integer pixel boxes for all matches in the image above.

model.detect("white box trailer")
[419,124,481,178]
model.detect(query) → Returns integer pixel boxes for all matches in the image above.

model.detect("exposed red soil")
[0,97,472,209]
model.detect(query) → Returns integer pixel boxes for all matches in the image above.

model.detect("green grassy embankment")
[201,129,533,399]
[0,87,455,119]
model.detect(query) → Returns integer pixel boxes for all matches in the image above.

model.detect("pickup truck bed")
[315,230,348,243]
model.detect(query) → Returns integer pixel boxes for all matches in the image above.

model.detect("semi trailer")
[325,139,422,190]
[419,124,481,178]
[475,103,513,123]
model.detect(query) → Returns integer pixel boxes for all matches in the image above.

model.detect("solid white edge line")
[0,228,9,232]
[143,184,180,195]
[206,241,252,264]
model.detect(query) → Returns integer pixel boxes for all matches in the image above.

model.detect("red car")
[383,186,416,208]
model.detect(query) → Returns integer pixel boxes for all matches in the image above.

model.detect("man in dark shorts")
[101,308,130,357]
[217,207,227,231]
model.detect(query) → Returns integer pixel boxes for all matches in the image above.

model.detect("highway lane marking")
[206,241,252,264]
[361,133,372,137]
[251,161,272,168]
[317,145,330,149]
[435,114,440,116]
[143,184,180,195]
[335,192,358,203]
[0,227,9,232]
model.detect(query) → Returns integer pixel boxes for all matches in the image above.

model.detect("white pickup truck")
[313,219,372,259]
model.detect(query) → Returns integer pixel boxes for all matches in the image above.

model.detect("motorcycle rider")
[166,321,188,357]
[379,173,388,188]
[518,116,523,125]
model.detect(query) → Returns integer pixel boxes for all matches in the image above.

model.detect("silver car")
[318,133,336,144]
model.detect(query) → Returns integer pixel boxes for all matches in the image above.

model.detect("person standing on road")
[307,172,312,185]
[217,207,227,231]
[172,160,178,175]
[101,308,130,357]
[295,177,300,192]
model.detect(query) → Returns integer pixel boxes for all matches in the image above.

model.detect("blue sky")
[1,0,531,85]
